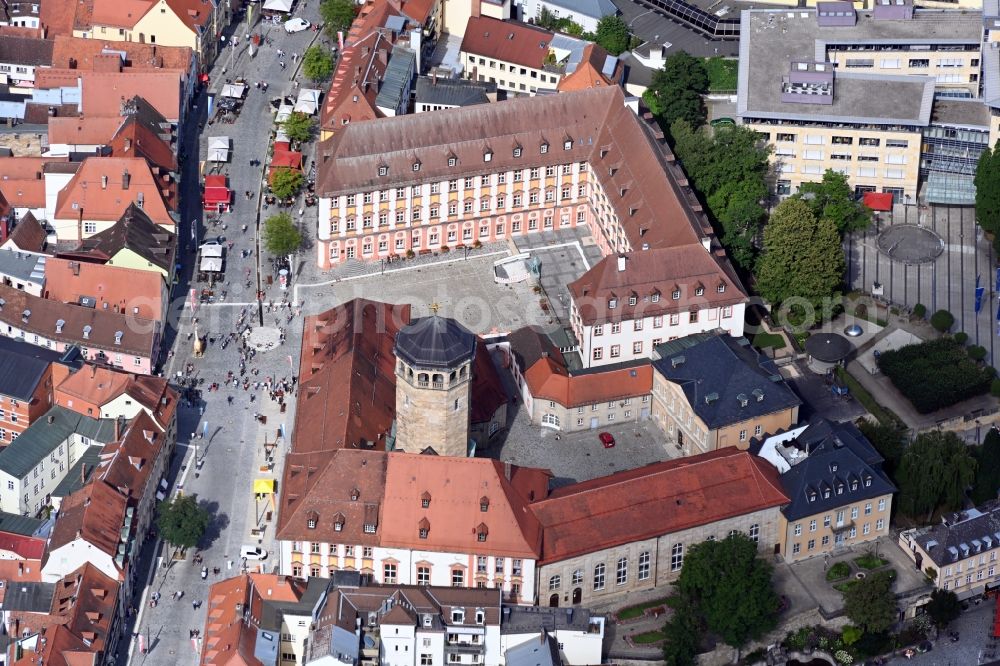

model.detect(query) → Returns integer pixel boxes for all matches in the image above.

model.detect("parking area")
[298,252,547,333]
[494,405,673,487]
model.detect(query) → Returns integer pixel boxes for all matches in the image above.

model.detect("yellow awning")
[253,478,276,494]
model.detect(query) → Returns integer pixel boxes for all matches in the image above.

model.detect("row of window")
[468,55,560,85]
[775,133,904,148]
[790,520,885,555]
[941,550,999,578]
[793,501,887,537]
[942,566,996,591]
[362,163,584,194]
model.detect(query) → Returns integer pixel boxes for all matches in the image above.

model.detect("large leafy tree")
[671,120,771,271]
[676,534,779,649]
[972,428,1000,504]
[157,495,210,551]
[924,589,961,629]
[843,570,897,634]
[755,198,844,308]
[320,0,357,37]
[896,430,976,521]
[270,169,304,199]
[302,45,334,82]
[661,596,701,666]
[593,15,630,55]
[856,419,906,477]
[975,143,1000,250]
[282,111,316,143]
[649,52,708,130]
[263,212,303,257]
[795,170,873,234]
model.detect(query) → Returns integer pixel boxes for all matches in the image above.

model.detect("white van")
[241,545,268,560]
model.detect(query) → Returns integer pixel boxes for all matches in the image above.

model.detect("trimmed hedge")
[878,338,995,413]
[931,309,955,333]
[955,332,969,345]
[913,303,927,319]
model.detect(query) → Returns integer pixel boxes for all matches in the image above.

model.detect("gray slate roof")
[765,419,895,521]
[415,76,496,108]
[652,333,801,429]
[2,582,54,612]
[504,635,560,666]
[51,446,102,500]
[375,47,416,113]
[0,336,67,401]
[0,511,44,536]
[394,316,477,369]
[0,406,115,479]
[0,250,45,284]
[915,500,1000,567]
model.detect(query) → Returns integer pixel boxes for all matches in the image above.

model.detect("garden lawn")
[854,554,889,570]
[877,338,995,413]
[753,331,786,350]
[617,597,670,620]
[826,561,851,581]
[705,56,738,91]
[632,630,667,644]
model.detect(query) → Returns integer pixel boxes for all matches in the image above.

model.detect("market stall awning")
[200,243,224,258]
[862,192,894,212]
[294,88,321,115]
[221,83,247,99]
[207,136,230,162]
[203,174,231,210]
[262,0,293,11]
[274,104,293,124]
[271,147,303,171]
[199,256,223,272]
[254,478,276,495]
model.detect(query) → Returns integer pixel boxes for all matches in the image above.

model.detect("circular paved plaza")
[876,224,944,264]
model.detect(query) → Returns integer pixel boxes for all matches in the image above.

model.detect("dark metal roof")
[0,336,64,400]
[3,581,54,612]
[0,510,44,536]
[804,333,854,363]
[652,333,802,429]
[414,76,496,108]
[394,316,476,369]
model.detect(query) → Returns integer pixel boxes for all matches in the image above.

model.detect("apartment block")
[737,3,985,202]
[460,17,561,95]
[900,500,1000,600]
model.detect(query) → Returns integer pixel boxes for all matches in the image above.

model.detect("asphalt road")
[115,3,324,663]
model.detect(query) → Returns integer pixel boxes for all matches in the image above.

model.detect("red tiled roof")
[44,257,165,320]
[470,339,506,424]
[4,213,46,253]
[531,448,789,563]
[40,0,88,36]
[94,410,167,503]
[51,35,194,72]
[109,116,178,176]
[55,366,177,430]
[48,117,124,147]
[45,481,129,565]
[524,359,651,408]
[54,157,175,230]
[0,157,70,210]
[460,16,553,69]
[557,43,623,92]
[32,68,81,89]
[164,0,213,30]
[320,30,392,133]
[568,245,747,326]
[0,532,46,560]
[89,0,154,29]
[80,70,183,121]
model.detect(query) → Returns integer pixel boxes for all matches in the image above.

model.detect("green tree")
[924,589,961,629]
[262,212,303,257]
[896,430,976,521]
[270,169,304,199]
[975,143,1000,251]
[302,45,334,82]
[677,534,779,648]
[856,419,906,477]
[843,570,897,634]
[649,52,708,131]
[973,428,1000,504]
[755,198,844,308]
[661,596,701,666]
[795,170,873,234]
[930,309,955,333]
[156,495,210,551]
[320,0,357,37]
[593,14,630,55]
[282,111,316,143]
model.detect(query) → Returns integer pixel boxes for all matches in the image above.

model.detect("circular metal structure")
[844,324,864,337]
[394,315,477,369]
[876,224,944,265]
[804,333,854,364]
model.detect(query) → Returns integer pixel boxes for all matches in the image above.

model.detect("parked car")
[599,432,615,448]
[241,545,268,560]
[284,17,311,33]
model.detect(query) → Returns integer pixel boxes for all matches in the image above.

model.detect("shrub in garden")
[955,332,969,345]
[912,303,926,319]
[930,309,955,332]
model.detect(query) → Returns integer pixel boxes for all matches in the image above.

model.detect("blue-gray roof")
[2,582,54,612]
[395,315,477,369]
[375,47,416,114]
[0,511,44,536]
[764,419,895,521]
[51,446,102,500]
[652,333,801,429]
[542,0,617,21]
[415,76,496,108]
[0,338,61,401]
[0,406,115,479]
[505,634,560,666]
[0,250,45,284]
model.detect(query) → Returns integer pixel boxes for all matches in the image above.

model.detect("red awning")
[271,149,303,171]
[203,187,230,205]
[863,192,894,212]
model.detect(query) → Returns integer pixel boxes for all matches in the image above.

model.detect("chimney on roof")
[47,414,55,424]
[700,237,711,251]
[81,463,87,484]
[101,175,108,189]
[503,461,512,481]
[114,417,120,441]
[616,255,626,272]
[122,170,131,190]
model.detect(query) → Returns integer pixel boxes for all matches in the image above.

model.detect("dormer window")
[378,165,388,176]
[484,150,493,162]
[419,528,428,539]
[334,514,345,531]
[480,496,489,512]
[475,609,486,624]
[364,522,376,534]
[540,142,549,154]
[413,161,421,172]
[451,609,464,623]
[421,491,431,508]
[717,283,726,293]
[823,488,830,498]
[864,476,872,487]
[850,480,858,491]
[350,488,360,501]
[307,511,318,529]
[608,298,617,309]
[651,293,660,303]
[628,295,637,306]
[808,491,817,502]
[419,517,430,539]
[563,139,572,150]
[448,155,457,167]
[695,285,705,297]
[836,483,844,495]
[513,146,522,158]
[476,523,488,542]
[671,289,680,300]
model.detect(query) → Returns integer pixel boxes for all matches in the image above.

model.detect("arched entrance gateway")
[549,594,559,608]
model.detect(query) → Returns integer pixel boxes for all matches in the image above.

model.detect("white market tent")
[199,243,224,272]
[275,104,294,124]
[262,0,293,11]
[221,83,248,99]
[293,88,321,115]
[207,136,230,162]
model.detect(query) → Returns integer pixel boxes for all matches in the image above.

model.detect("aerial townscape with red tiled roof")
[0,0,990,662]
